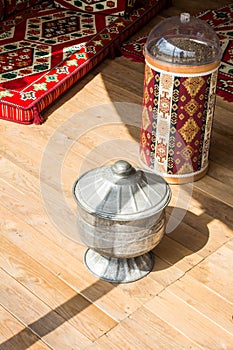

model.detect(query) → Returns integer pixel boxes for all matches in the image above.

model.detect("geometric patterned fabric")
[54,0,137,16]
[140,66,219,177]
[0,0,170,124]
[0,9,111,84]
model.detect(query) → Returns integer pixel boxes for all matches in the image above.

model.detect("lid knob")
[180,12,190,23]
[111,160,135,176]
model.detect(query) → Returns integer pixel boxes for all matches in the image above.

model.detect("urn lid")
[144,13,222,66]
[73,160,171,221]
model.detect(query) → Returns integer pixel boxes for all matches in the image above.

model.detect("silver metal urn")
[73,160,171,283]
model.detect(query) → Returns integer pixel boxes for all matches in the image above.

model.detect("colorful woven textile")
[54,0,137,16]
[120,3,233,102]
[140,64,219,180]
[0,0,170,124]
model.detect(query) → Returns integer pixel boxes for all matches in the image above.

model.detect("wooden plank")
[167,274,233,334]
[152,235,203,272]
[94,59,145,96]
[189,242,233,303]
[0,125,84,186]
[213,105,233,134]
[0,305,51,350]
[0,147,82,220]
[87,325,149,350]
[190,187,233,229]
[209,147,233,172]
[148,255,184,287]
[168,182,204,213]
[0,268,92,349]
[1,104,142,190]
[122,306,204,350]
[193,176,233,208]
[0,158,89,261]
[90,306,203,350]
[211,128,233,151]
[144,289,233,349]
[0,176,80,251]
[68,131,139,171]
[0,157,43,200]
[44,73,142,130]
[0,235,117,341]
[90,63,143,101]
[1,133,42,179]
[91,123,141,142]
[0,204,151,321]
[207,161,233,187]
[114,56,145,75]
[165,215,232,259]
[216,95,233,113]
[168,182,233,231]
[118,274,164,303]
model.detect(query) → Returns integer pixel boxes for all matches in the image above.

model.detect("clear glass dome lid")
[145,13,222,66]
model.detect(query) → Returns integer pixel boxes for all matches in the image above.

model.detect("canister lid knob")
[111,160,135,176]
[180,12,190,23]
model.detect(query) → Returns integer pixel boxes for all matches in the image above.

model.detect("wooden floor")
[1,0,233,349]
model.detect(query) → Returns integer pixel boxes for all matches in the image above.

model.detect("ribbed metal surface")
[73,160,171,220]
[73,160,171,282]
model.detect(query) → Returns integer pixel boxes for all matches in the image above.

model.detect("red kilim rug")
[0,0,171,124]
[120,3,233,102]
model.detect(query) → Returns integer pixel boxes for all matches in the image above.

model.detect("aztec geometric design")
[0,27,15,41]
[0,8,111,84]
[178,117,200,143]
[140,66,218,177]
[0,0,170,124]
[54,0,136,16]
[24,11,110,45]
[0,41,51,82]
[120,3,233,103]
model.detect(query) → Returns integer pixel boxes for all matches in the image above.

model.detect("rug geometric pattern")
[0,42,51,82]
[54,0,136,16]
[0,8,111,85]
[0,0,170,123]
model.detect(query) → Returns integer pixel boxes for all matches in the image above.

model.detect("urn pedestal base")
[84,249,154,283]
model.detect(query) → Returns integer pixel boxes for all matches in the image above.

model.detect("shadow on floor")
[0,280,115,350]
[0,208,211,349]
[152,207,210,271]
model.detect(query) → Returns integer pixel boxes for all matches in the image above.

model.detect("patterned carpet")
[0,0,170,124]
[120,3,233,102]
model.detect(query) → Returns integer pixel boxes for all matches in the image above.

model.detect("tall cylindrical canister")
[140,13,222,183]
